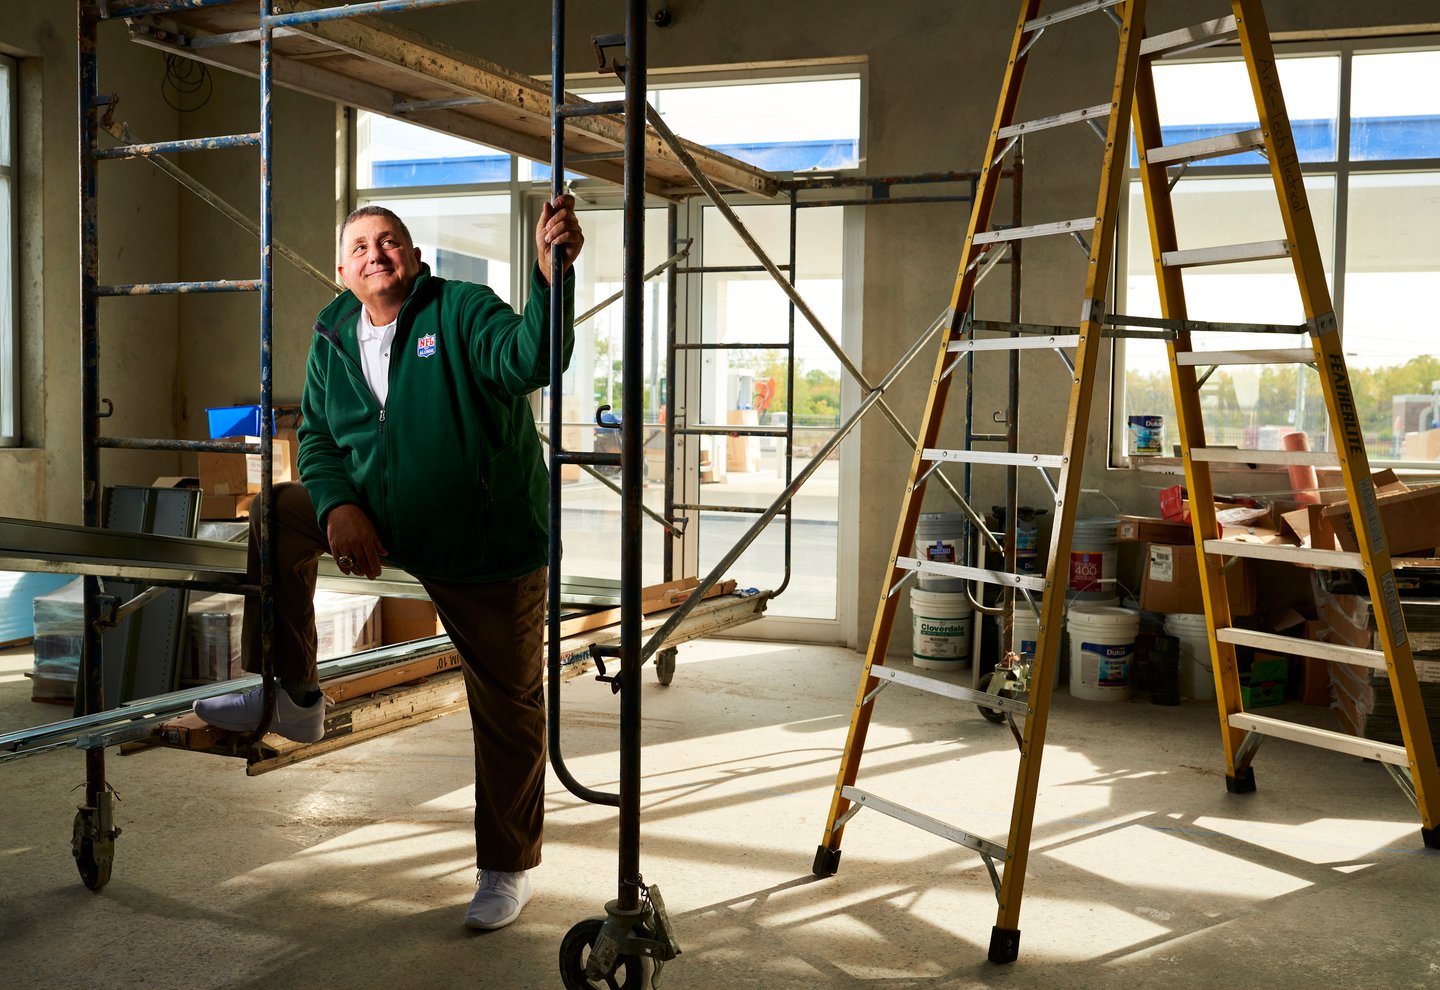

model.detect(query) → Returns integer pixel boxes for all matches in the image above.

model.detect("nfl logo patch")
[417,333,437,358]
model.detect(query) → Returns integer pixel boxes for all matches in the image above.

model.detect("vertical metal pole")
[77,1,104,759]
[257,0,276,709]
[663,204,678,584]
[617,0,647,915]
[774,188,799,596]
[544,1,615,808]
[1005,160,1023,652]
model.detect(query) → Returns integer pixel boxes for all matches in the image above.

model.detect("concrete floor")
[2,637,1437,989]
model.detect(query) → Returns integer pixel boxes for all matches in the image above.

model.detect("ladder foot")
[1225,767,1257,794]
[988,925,1021,964]
[1422,826,1440,851]
[812,844,842,877]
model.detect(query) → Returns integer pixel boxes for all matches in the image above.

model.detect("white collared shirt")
[356,307,397,407]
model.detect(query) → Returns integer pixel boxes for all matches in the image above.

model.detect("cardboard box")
[1280,503,1337,551]
[198,436,292,496]
[1140,541,1256,615]
[1116,514,1192,544]
[204,405,302,479]
[1403,429,1440,462]
[1321,479,1440,557]
[200,493,256,520]
[380,597,445,645]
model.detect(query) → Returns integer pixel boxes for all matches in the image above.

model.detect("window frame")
[1,52,18,447]
[348,62,867,642]
[1111,34,1440,473]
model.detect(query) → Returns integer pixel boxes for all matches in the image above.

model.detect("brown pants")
[243,481,546,871]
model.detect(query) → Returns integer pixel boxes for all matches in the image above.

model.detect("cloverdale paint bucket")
[911,588,974,670]
[1067,605,1138,701]
[1068,516,1118,601]
[1127,414,1164,456]
[1165,612,1215,700]
[914,512,966,592]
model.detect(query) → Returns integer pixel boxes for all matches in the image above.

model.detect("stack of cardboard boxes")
[1117,473,1440,729]
[198,404,302,519]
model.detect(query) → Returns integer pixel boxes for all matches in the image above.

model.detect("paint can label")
[1081,641,1132,687]
[1069,551,1105,592]
[1127,414,1164,456]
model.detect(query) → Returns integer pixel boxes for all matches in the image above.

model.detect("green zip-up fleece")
[298,262,574,583]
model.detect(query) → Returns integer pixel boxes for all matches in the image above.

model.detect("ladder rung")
[1202,538,1364,570]
[948,335,1081,352]
[1228,712,1410,766]
[869,665,1031,717]
[974,216,1097,246]
[997,103,1112,140]
[1214,627,1386,671]
[1023,0,1125,33]
[896,556,1047,593]
[1189,447,1338,467]
[839,786,1009,861]
[1139,16,1239,58]
[1174,348,1315,366]
[923,448,1066,469]
[1146,128,1264,166]
[1162,240,1291,268]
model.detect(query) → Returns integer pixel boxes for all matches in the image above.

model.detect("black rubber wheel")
[71,808,112,892]
[655,648,677,686]
[976,670,1016,725]
[559,917,652,990]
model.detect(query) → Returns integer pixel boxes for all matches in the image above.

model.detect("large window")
[1,54,17,446]
[352,69,862,629]
[1118,42,1440,466]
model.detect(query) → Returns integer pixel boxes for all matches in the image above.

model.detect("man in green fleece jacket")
[194,197,583,931]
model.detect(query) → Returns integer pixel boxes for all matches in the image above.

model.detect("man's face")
[337,215,423,312]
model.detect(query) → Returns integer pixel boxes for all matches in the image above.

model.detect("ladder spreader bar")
[896,556,1047,592]
[1102,313,1307,335]
[948,335,1081,352]
[997,103,1112,139]
[1174,348,1314,366]
[1022,0,1125,33]
[1215,627,1386,670]
[1202,539,1364,570]
[871,665,1031,717]
[923,448,1066,469]
[1139,16,1239,58]
[1229,712,1410,766]
[840,786,1009,861]
[974,216,1097,245]
[1162,239,1291,268]
[1146,127,1264,166]
[1189,447,1337,467]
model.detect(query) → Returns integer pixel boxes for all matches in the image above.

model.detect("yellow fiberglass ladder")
[811,0,1440,966]
[1133,5,1440,841]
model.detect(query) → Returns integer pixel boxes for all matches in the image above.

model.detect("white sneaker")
[193,684,328,743]
[464,869,533,930]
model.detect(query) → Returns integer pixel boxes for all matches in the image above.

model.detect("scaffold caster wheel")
[71,805,116,892]
[976,670,1017,725]
[655,647,677,686]
[559,917,652,989]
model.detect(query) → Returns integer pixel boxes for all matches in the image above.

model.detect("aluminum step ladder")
[810,0,1439,967]
[1131,3,1440,832]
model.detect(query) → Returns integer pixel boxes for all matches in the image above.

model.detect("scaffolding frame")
[7,2,1028,980]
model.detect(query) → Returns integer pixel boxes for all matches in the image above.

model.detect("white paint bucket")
[1067,605,1139,701]
[1011,599,1060,690]
[1165,612,1214,700]
[911,588,973,670]
[1068,516,1118,601]
[914,512,967,592]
